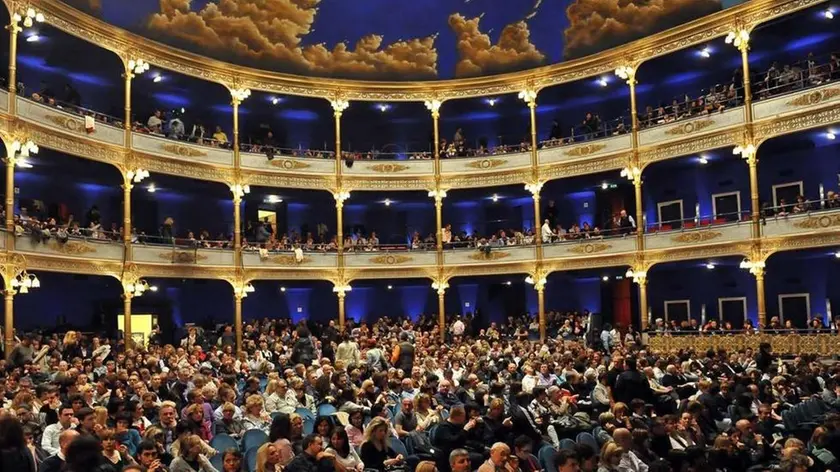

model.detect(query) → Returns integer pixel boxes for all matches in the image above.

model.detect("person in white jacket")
[541,219,554,243]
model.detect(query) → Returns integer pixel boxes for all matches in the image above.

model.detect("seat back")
[242,429,268,452]
[538,445,557,472]
[210,433,238,453]
[303,417,315,435]
[295,408,315,421]
[245,446,260,472]
[317,404,338,417]
[209,454,224,472]
[389,437,409,457]
[576,432,598,451]
[559,438,577,451]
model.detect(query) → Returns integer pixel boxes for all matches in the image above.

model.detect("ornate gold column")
[121,58,148,141]
[231,280,254,354]
[4,142,16,232]
[425,99,445,257]
[616,65,645,249]
[334,284,351,331]
[6,18,19,115]
[741,258,766,328]
[122,293,132,346]
[331,99,349,252]
[519,89,543,253]
[123,166,152,248]
[333,191,349,257]
[229,88,251,260]
[734,144,759,236]
[1,253,32,359]
[234,292,243,353]
[3,290,12,358]
[433,280,448,342]
[526,271,547,342]
[728,29,754,122]
[627,266,649,330]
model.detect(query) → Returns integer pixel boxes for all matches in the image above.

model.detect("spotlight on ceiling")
[153,75,163,83]
[825,9,834,19]
[491,194,499,203]
[266,195,283,203]
[601,182,609,190]
[280,286,286,292]
[698,155,709,164]
[834,251,840,259]
[271,98,279,105]
[377,104,389,112]
[598,77,608,87]
[16,159,32,169]
[25,34,39,42]
[699,47,712,58]
[149,285,159,292]
[505,281,512,286]
[387,285,393,290]
[487,98,497,107]
[827,131,836,140]
[706,263,716,270]
[147,184,156,193]
[602,276,609,282]
[384,198,392,206]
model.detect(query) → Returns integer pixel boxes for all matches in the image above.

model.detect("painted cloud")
[449,13,546,78]
[146,0,438,79]
[564,0,722,59]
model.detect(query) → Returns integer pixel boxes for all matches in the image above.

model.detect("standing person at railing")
[147,110,163,134]
[160,218,175,244]
[617,210,636,235]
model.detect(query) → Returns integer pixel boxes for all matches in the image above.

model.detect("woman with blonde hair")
[415,461,437,472]
[170,434,218,472]
[255,443,282,472]
[263,380,292,414]
[414,393,441,429]
[597,441,624,472]
[241,395,270,433]
[93,406,108,431]
[62,331,82,360]
[360,417,404,472]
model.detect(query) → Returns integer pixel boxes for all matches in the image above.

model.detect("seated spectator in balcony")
[168,112,185,140]
[777,198,790,217]
[32,81,56,104]
[453,128,465,149]
[160,217,175,244]
[792,195,810,214]
[189,122,206,144]
[147,110,163,134]
[540,219,553,243]
[582,112,600,137]
[211,126,228,145]
[62,83,81,107]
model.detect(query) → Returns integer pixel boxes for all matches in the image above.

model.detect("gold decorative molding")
[793,214,840,229]
[664,119,715,136]
[159,251,209,264]
[465,158,507,170]
[270,159,311,170]
[648,333,840,356]
[563,143,607,157]
[369,254,414,265]
[467,251,511,261]
[370,163,410,173]
[48,240,97,255]
[44,114,85,133]
[161,143,208,158]
[264,254,313,265]
[567,243,611,254]
[670,231,723,243]
[785,88,840,107]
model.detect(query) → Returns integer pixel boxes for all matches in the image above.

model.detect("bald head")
[613,428,632,449]
[59,429,79,454]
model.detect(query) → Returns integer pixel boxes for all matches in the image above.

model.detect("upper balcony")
[0,0,834,192]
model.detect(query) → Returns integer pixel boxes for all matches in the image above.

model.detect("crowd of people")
[0,306,834,472]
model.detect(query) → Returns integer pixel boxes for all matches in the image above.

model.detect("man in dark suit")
[613,357,652,405]
[432,405,483,472]
[39,429,78,472]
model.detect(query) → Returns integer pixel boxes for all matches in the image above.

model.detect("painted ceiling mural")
[63,0,746,80]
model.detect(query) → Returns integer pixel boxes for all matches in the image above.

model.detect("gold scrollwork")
[648,333,840,356]
[785,88,840,107]
[370,163,410,173]
[670,231,722,243]
[563,144,607,157]
[369,254,414,265]
[48,240,97,255]
[264,254,313,265]
[45,115,85,133]
[161,144,208,158]
[466,158,507,170]
[567,243,611,254]
[159,251,208,264]
[467,251,511,261]
[793,214,840,229]
[270,159,311,170]
[664,119,715,136]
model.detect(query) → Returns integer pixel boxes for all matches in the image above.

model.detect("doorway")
[718,297,747,329]
[658,200,684,229]
[712,192,742,222]
[665,299,691,324]
[779,293,810,329]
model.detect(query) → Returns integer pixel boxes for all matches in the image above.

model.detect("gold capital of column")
[432,280,448,342]
[333,283,351,331]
